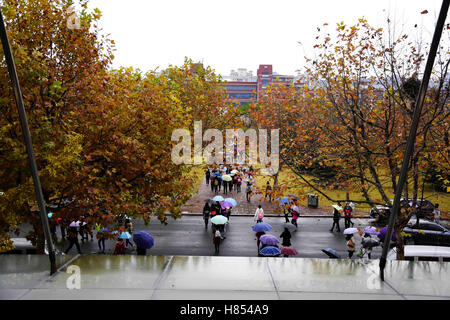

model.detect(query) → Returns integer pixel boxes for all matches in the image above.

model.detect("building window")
[224,86,257,91]
[228,93,254,99]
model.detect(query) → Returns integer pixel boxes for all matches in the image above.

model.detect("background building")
[221,64,295,105]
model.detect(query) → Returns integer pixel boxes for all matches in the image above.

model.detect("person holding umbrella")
[203,202,211,230]
[330,204,342,232]
[222,178,228,195]
[346,234,356,258]
[133,231,154,256]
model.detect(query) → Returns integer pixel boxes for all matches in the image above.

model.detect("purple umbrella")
[133,231,154,249]
[377,226,397,242]
[259,234,279,246]
[363,226,380,236]
[221,201,233,208]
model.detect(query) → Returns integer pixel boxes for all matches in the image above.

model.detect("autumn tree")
[0,1,238,252]
[252,17,449,259]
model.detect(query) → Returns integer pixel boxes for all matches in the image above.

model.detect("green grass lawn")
[254,167,450,214]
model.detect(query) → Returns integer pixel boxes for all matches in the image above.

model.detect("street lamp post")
[0,8,57,274]
[379,0,449,281]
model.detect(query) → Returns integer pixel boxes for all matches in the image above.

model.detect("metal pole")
[0,8,57,274]
[379,0,449,281]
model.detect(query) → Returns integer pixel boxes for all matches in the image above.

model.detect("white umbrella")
[332,204,343,211]
[69,221,80,227]
[343,228,359,235]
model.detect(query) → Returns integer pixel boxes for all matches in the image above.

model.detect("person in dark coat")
[65,227,82,254]
[280,228,292,247]
[205,169,211,185]
[203,203,211,230]
[222,179,228,195]
[330,207,341,232]
[210,176,215,192]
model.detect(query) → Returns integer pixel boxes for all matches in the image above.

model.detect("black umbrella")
[205,199,216,205]
[321,248,341,259]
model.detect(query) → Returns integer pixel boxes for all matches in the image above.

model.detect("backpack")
[344,207,352,217]
[257,209,263,220]
[215,230,221,238]
[214,179,218,186]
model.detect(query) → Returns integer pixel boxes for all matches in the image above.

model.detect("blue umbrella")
[212,195,225,202]
[224,198,237,206]
[260,246,281,256]
[276,197,291,204]
[133,231,154,249]
[322,248,341,259]
[252,222,272,232]
[118,232,132,239]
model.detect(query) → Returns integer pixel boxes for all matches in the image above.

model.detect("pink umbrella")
[281,246,297,256]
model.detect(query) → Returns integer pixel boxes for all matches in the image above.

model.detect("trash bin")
[307,194,319,208]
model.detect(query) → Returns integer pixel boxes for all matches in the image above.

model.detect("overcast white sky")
[87,0,447,76]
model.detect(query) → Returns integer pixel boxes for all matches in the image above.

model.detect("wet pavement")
[0,254,449,300]
[14,216,381,259]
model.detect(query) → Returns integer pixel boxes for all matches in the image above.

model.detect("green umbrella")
[222,175,232,182]
[211,215,228,225]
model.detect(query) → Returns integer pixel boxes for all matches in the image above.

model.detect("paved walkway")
[180,177,365,217]
[1,254,449,300]
[180,177,281,216]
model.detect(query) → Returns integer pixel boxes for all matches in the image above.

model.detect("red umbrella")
[281,246,297,256]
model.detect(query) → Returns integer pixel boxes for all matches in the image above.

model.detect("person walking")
[360,234,373,259]
[280,228,292,247]
[254,205,264,223]
[210,176,215,192]
[113,238,126,255]
[291,204,299,228]
[330,206,341,232]
[213,177,219,194]
[222,179,228,195]
[283,205,290,223]
[203,203,211,230]
[228,179,233,193]
[280,227,292,257]
[343,203,354,229]
[125,218,134,248]
[205,168,211,186]
[255,231,265,255]
[265,181,272,202]
[213,229,223,254]
[246,181,252,202]
[236,175,242,193]
[64,226,82,254]
[346,234,356,258]
[96,226,106,254]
